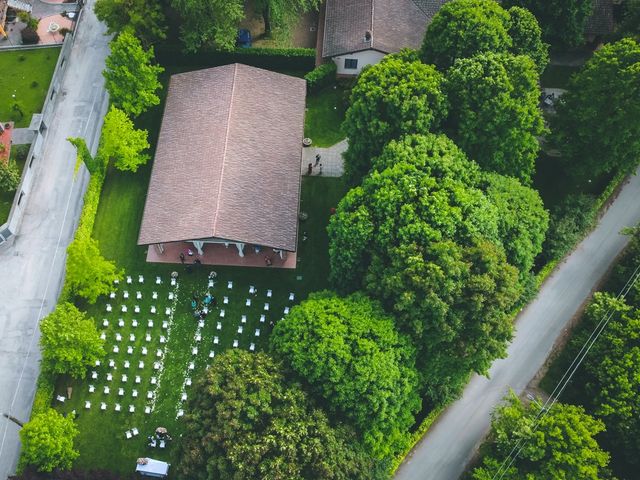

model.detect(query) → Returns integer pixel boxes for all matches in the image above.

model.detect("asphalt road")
[0,2,109,477]
[395,167,640,480]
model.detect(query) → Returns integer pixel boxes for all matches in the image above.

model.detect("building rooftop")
[138,64,306,252]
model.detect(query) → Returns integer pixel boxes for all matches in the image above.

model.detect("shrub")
[21,27,39,45]
[18,11,38,30]
[540,193,597,263]
[30,80,39,88]
[304,62,337,93]
[0,160,21,192]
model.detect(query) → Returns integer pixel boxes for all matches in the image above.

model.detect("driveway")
[395,167,640,480]
[0,1,109,477]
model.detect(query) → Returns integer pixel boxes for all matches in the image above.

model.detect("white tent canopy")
[135,458,170,478]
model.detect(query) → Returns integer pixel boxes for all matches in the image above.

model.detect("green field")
[304,83,350,147]
[0,47,60,127]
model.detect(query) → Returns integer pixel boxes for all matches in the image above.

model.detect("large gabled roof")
[138,64,305,252]
[322,0,449,58]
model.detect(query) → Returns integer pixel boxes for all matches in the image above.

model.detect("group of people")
[306,154,323,176]
[179,249,202,272]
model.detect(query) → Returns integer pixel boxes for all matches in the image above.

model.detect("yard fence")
[0,32,74,248]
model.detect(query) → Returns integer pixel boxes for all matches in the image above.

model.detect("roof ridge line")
[370,0,375,48]
[212,63,238,234]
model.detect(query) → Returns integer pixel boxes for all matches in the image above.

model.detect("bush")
[0,160,21,192]
[21,27,39,45]
[18,11,38,30]
[540,193,597,263]
[304,62,337,94]
[154,45,315,71]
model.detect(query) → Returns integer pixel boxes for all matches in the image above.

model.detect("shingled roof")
[322,0,449,58]
[138,64,305,252]
[585,0,614,36]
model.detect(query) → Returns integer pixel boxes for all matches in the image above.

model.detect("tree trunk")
[263,6,271,35]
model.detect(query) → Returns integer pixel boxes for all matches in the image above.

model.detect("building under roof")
[138,63,306,265]
[321,0,449,75]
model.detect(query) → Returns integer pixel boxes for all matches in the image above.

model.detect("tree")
[100,106,150,172]
[103,31,164,117]
[342,52,447,185]
[40,303,105,378]
[507,6,549,73]
[328,134,522,404]
[171,0,244,52]
[0,160,21,192]
[569,292,640,466]
[252,0,320,35]
[502,0,592,48]
[271,291,420,458]
[619,0,640,39]
[420,0,512,70]
[65,234,122,304]
[19,409,79,473]
[175,350,382,480]
[445,52,545,184]
[68,137,105,176]
[94,0,167,44]
[482,173,548,276]
[552,38,640,181]
[472,393,611,480]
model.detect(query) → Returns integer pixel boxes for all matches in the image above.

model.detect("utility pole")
[2,413,24,428]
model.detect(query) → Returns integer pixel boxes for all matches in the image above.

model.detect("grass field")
[0,144,29,224]
[305,83,350,147]
[0,48,60,127]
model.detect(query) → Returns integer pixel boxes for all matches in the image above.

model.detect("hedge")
[154,45,316,71]
[305,62,337,94]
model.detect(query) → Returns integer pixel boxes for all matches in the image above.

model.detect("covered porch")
[145,241,297,269]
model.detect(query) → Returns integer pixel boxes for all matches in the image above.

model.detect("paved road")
[396,167,640,480]
[0,2,109,477]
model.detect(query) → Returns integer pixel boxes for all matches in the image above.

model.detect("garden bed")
[0,144,29,224]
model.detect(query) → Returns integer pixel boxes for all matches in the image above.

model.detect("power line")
[491,260,640,480]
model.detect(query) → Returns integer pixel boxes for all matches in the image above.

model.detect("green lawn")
[540,65,580,89]
[305,83,350,147]
[0,144,29,224]
[0,48,60,127]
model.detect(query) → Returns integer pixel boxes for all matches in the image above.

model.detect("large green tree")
[342,52,447,185]
[620,0,640,39]
[19,409,79,473]
[65,234,122,304]
[271,291,420,458]
[94,0,167,44]
[420,0,548,72]
[103,31,164,117]
[482,173,548,277]
[445,52,545,184]
[100,106,150,172]
[40,303,105,378]
[502,0,593,48]
[172,0,244,52]
[552,38,640,181]
[175,350,382,480]
[473,394,611,480]
[328,134,522,403]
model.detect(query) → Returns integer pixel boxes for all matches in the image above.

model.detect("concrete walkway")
[0,1,109,477]
[301,138,347,177]
[395,167,640,480]
[10,127,35,145]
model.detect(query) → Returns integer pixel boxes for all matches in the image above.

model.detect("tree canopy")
[100,106,150,172]
[252,0,320,35]
[40,303,105,378]
[94,0,167,44]
[171,0,244,52]
[103,31,164,117]
[175,350,382,480]
[502,0,593,48]
[420,0,548,72]
[552,38,640,181]
[473,394,611,480]
[328,134,523,403]
[65,234,122,304]
[342,52,447,185]
[19,409,79,473]
[270,291,420,458]
[445,52,545,184]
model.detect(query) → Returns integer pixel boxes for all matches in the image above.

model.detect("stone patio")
[301,138,347,177]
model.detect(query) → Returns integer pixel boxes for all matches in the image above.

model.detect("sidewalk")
[0,1,109,476]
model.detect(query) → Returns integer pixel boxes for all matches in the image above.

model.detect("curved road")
[396,167,640,480]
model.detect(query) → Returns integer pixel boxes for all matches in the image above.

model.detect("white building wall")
[331,49,386,76]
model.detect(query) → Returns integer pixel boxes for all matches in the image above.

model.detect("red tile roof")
[138,64,306,251]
